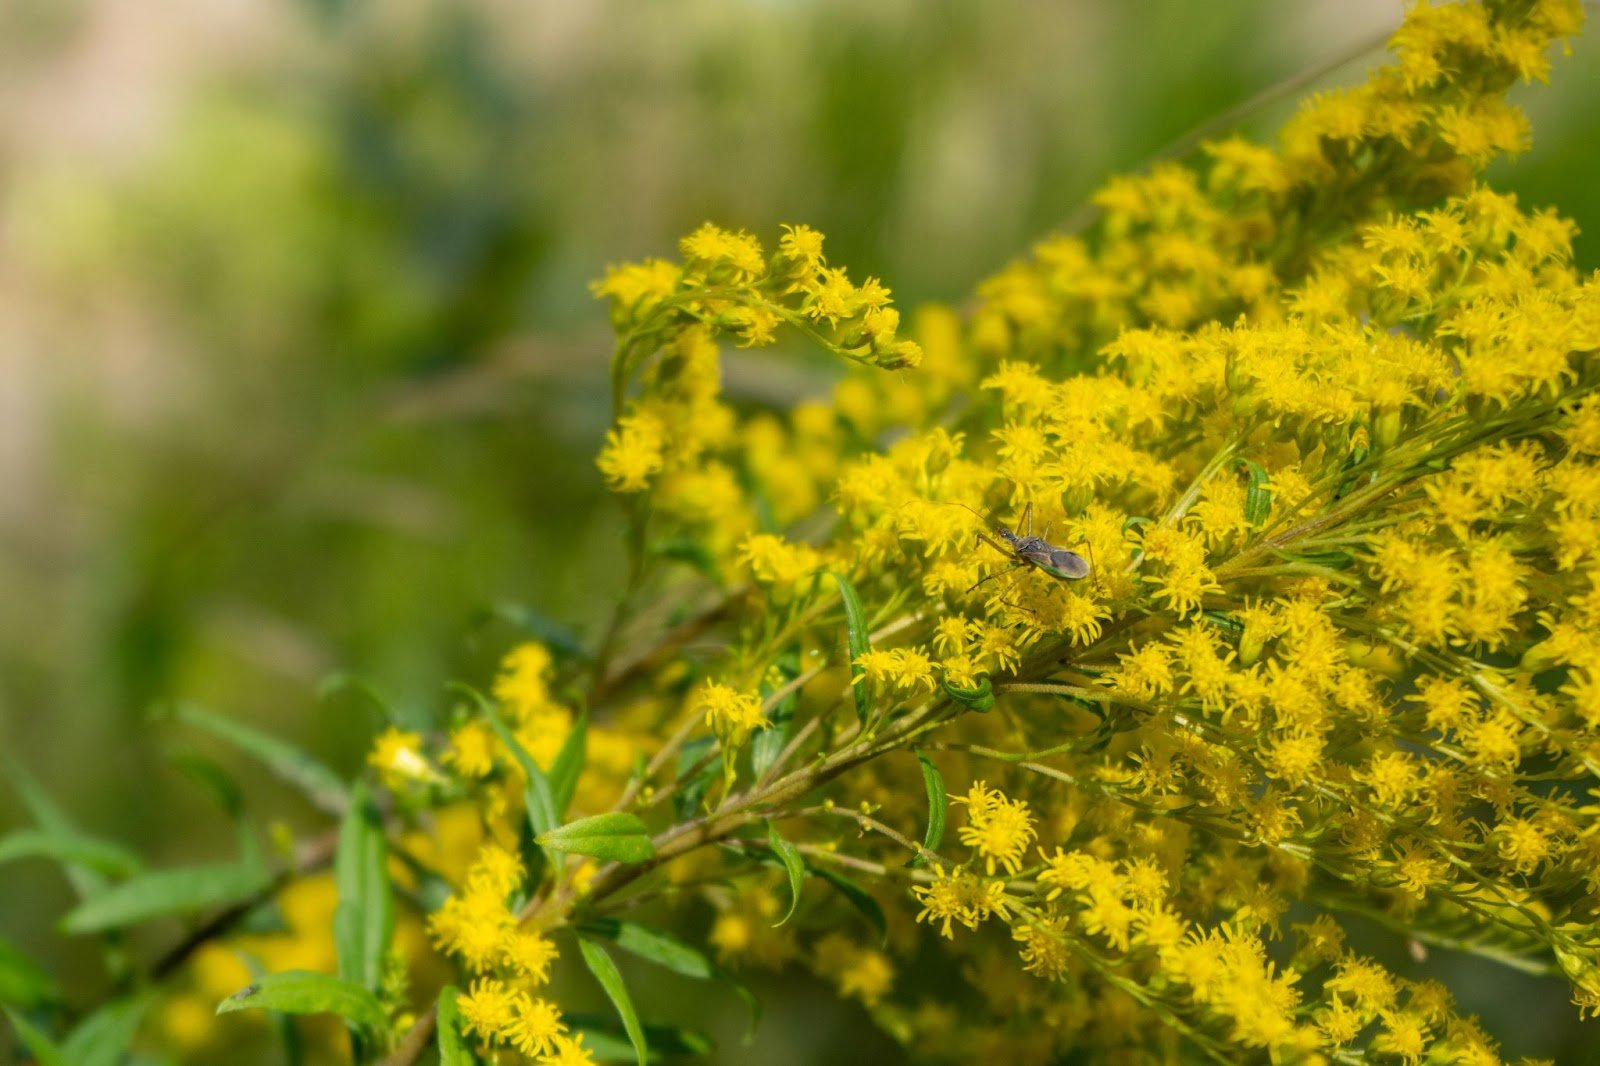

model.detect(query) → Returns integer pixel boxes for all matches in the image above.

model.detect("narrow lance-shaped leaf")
[239,950,303,1066]
[482,703,559,838]
[61,993,152,1066]
[61,853,270,936]
[168,751,244,820]
[579,918,760,1042]
[766,821,806,926]
[913,748,947,864]
[217,971,387,1034]
[0,829,142,879]
[538,813,655,864]
[3,1006,69,1066]
[1240,458,1272,528]
[565,1014,715,1062]
[673,737,718,821]
[813,866,888,946]
[334,783,394,993]
[578,918,713,979]
[828,572,872,727]
[0,936,60,1010]
[173,703,348,817]
[317,673,393,724]
[436,985,473,1066]
[751,650,799,779]
[549,711,589,819]
[578,939,648,1066]
[475,602,591,663]
[8,762,109,899]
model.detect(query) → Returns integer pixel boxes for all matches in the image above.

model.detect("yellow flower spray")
[364,2,1599,1060]
[32,2,1600,1064]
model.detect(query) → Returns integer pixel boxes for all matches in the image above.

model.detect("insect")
[961,502,1090,594]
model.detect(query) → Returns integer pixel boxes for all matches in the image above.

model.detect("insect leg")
[1021,502,1034,537]
[966,561,1024,594]
[973,530,1015,559]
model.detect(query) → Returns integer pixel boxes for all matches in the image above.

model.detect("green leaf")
[475,602,591,662]
[828,572,872,727]
[537,813,655,864]
[333,783,393,993]
[61,994,152,1066]
[913,748,947,864]
[8,762,108,899]
[0,937,59,1009]
[549,712,589,819]
[483,705,560,838]
[941,676,994,713]
[173,704,348,817]
[813,867,887,945]
[1240,458,1272,527]
[168,750,244,820]
[0,829,142,879]
[766,822,805,926]
[4,1006,69,1066]
[578,919,713,980]
[648,538,719,578]
[565,1014,714,1063]
[435,985,473,1065]
[673,737,718,820]
[577,918,759,1039]
[317,673,392,719]
[61,855,270,935]
[751,651,799,779]
[578,940,647,1066]
[236,950,303,1066]
[216,971,387,1033]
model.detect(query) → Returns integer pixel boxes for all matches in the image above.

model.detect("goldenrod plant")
[6,1,1600,1063]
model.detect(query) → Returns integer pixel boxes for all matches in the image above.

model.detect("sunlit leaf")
[549,711,589,819]
[3,1006,69,1066]
[538,813,654,864]
[0,937,59,1010]
[216,971,387,1033]
[578,940,647,1066]
[913,747,947,863]
[334,783,393,993]
[436,985,474,1065]
[813,866,887,945]
[173,703,348,817]
[0,829,142,879]
[766,821,805,926]
[61,993,152,1066]
[482,703,559,838]
[61,842,269,935]
[828,572,871,727]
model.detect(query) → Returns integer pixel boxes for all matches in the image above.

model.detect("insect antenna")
[936,500,997,529]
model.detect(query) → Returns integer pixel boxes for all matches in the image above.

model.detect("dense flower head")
[209,3,1600,1062]
[574,1,1600,1057]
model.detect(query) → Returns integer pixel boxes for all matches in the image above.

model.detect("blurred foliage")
[0,0,1597,1061]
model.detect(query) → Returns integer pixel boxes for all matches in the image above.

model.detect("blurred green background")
[0,0,1596,1061]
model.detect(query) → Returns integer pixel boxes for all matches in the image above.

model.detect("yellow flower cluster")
[593,222,922,512]
[952,781,1036,875]
[298,2,1600,1063]
[690,679,766,744]
[428,847,590,1063]
[563,1,1600,1060]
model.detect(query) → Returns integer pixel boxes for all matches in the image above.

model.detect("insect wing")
[1023,548,1089,580]
[1047,549,1091,579]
